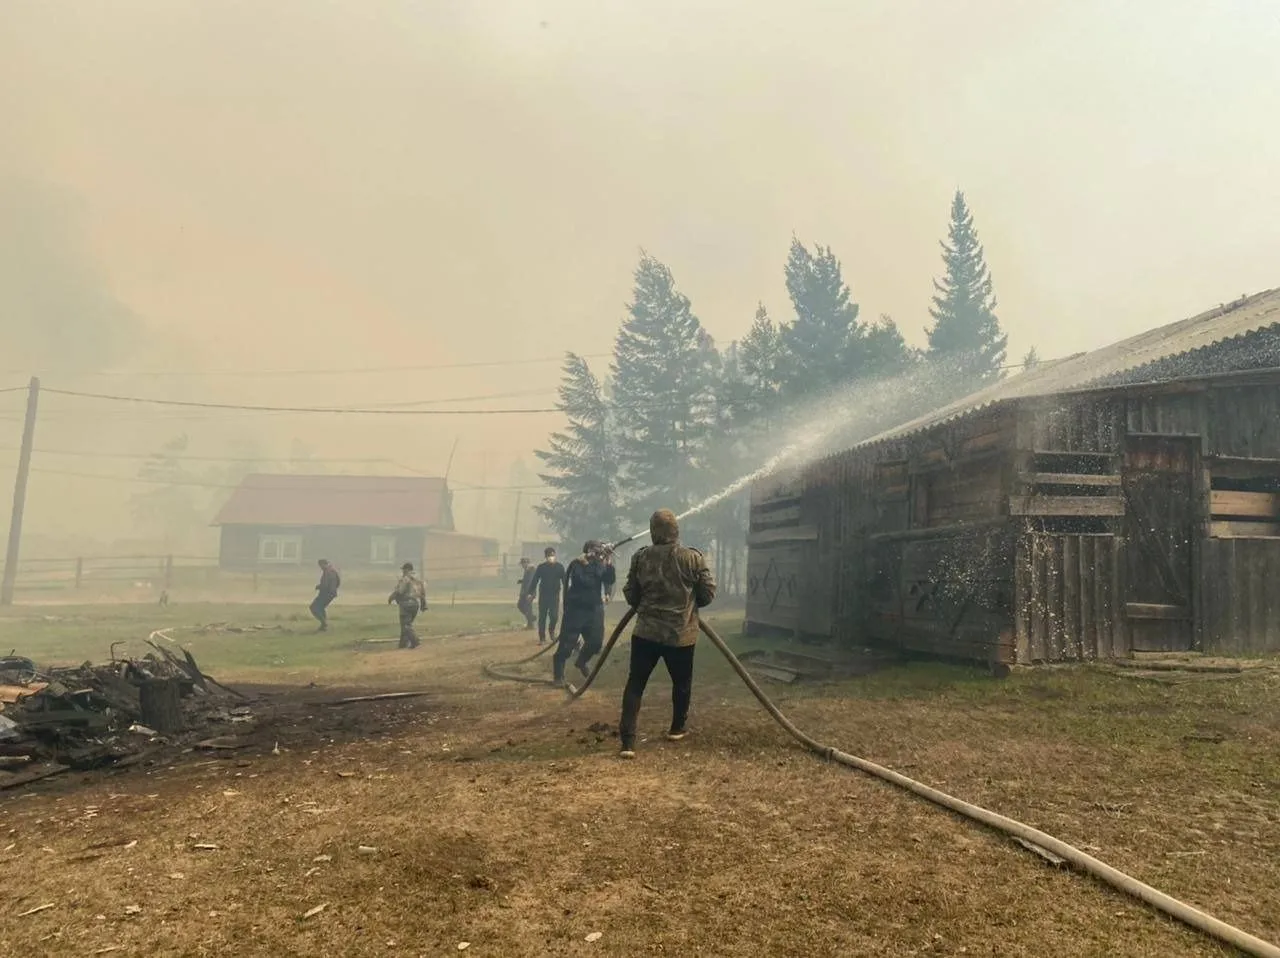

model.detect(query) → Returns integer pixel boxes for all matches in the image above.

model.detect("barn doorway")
[1122,435,1196,652]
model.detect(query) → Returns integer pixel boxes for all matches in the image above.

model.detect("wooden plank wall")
[744,542,806,633]
[1200,538,1280,654]
[1208,385,1280,458]
[1201,382,1280,653]
[867,522,1016,664]
[1022,396,1123,453]
[1015,533,1125,661]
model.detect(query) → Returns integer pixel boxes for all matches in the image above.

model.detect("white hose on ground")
[692,618,1280,958]
[484,609,1280,954]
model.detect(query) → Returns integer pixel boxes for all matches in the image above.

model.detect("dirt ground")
[2,614,1278,957]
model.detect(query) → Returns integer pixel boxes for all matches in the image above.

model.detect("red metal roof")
[212,474,451,529]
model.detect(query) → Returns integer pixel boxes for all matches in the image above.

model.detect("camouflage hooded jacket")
[622,509,716,647]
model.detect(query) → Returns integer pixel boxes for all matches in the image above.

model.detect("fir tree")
[779,239,912,400]
[610,253,718,525]
[926,190,1008,389]
[779,239,862,400]
[534,353,621,547]
[738,303,785,423]
[1022,345,1041,371]
[864,313,917,380]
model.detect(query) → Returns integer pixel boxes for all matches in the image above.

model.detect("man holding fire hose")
[617,509,716,759]
[552,539,617,685]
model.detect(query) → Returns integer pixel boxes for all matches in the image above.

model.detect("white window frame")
[370,535,397,565]
[259,534,302,564]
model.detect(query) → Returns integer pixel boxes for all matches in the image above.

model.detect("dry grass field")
[1,601,1277,957]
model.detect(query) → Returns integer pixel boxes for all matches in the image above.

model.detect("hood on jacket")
[649,509,679,545]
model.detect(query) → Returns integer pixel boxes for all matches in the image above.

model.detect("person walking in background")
[389,561,427,649]
[527,547,565,644]
[516,557,536,630]
[310,559,341,633]
[617,510,716,759]
[552,540,616,685]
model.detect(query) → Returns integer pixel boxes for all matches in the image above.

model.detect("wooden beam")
[1021,473,1121,487]
[1009,496,1125,517]
[1209,490,1280,519]
[1208,520,1280,539]
[747,526,819,546]
[1125,603,1190,621]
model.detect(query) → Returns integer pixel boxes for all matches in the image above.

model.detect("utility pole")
[1,377,40,605]
[510,490,523,555]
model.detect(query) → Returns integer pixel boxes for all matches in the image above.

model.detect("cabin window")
[1208,460,1280,538]
[370,535,397,564]
[258,535,302,564]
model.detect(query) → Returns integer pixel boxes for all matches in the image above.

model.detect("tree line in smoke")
[535,191,1024,585]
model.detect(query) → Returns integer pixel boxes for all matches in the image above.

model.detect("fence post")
[75,557,83,589]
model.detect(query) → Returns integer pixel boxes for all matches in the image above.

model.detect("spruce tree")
[778,239,912,401]
[534,353,621,547]
[926,190,1008,389]
[610,253,717,525]
[1022,346,1041,371]
[738,303,785,423]
[779,239,862,400]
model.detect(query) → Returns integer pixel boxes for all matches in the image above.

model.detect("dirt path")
[2,627,1275,957]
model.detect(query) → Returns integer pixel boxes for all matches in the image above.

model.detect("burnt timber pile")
[745,288,1280,665]
[0,643,250,789]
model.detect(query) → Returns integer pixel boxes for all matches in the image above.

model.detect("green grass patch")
[0,599,520,678]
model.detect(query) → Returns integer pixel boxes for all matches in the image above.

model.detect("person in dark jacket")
[552,540,617,685]
[516,558,536,630]
[310,559,341,632]
[526,547,565,644]
[617,510,715,758]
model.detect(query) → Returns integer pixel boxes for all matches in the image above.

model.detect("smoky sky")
[2,0,1279,545]
[0,179,140,373]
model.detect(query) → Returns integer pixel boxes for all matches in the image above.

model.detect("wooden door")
[1123,436,1195,652]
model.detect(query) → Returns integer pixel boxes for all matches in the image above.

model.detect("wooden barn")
[745,289,1280,664]
[212,474,457,573]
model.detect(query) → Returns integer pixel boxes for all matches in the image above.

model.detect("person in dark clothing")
[516,558,536,630]
[552,540,617,685]
[310,559,341,632]
[527,547,565,644]
[617,510,715,759]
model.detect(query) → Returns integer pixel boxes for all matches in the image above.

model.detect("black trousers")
[310,591,336,628]
[553,607,604,682]
[398,599,421,648]
[619,636,695,748]
[537,594,560,641]
[517,596,535,628]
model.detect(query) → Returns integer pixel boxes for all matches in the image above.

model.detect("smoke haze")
[2,0,1278,551]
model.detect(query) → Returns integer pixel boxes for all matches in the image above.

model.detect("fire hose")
[484,609,1280,957]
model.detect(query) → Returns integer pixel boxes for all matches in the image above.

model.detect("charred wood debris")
[0,640,254,790]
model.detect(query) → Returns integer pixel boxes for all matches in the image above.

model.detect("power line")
[0,353,612,378]
[42,387,565,416]
[27,466,551,494]
[17,355,1063,421]
[3,448,398,465]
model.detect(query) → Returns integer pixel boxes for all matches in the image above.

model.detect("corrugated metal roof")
[856,287,1280,448]
[212,474,450,529]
